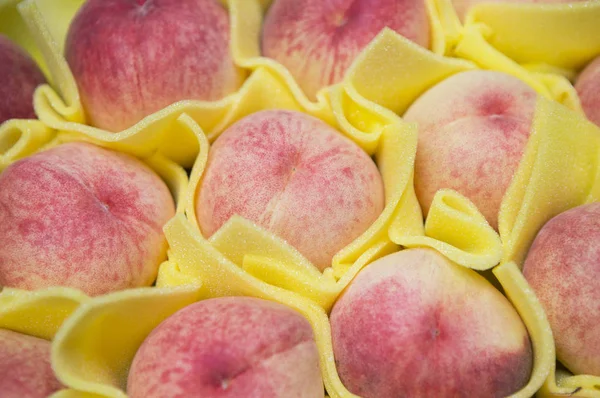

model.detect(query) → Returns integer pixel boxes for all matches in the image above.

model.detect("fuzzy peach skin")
[262,0,430,100]
[0,142,175,296]
[403,70,537,230]
[575,55,600,128]
[330,248,533,398]
[65,0,244,132]
[127,296,324,398]
[196,110,385,271]
[0,329,62,398]
[522,202,600,376]
[452,0,588,21]
[0,34,46,125]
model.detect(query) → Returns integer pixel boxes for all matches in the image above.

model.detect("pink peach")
[65,0,244,132]
[0,34,46,124]
[262,0,430,100]
[196,110,385,270]
[0,329,62,398]
[127,297,323,398]
[522,202,600,376]
[575,55,600,128]
[330,248,533,397]
[0,142,175,296]
[403,70,537,230]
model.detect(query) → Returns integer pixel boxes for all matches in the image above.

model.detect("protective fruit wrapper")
[2,0,600,396]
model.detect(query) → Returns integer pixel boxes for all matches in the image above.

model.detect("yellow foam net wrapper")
[0,286,90,397]
[14,0,600,396]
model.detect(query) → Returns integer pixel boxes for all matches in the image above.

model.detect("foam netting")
[1,0,600,396]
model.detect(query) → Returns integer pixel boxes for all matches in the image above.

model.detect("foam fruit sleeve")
[3,0,600,397]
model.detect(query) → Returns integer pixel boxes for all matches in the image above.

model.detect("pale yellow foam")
[7,0,600,396]
[0,287,88,340]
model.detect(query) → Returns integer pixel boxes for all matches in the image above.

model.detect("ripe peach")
[575,55,600,128]
[452,0,587,21]
[330,248,533,398]
[0,34,46,124]
[0,142,175,296]
[261,0,430,100]
[403,70,537,230]
[127,297,323,398]
[0,329,62,398]
[196,110,385,271]
[65,0,244,132]
[522,202,600,376]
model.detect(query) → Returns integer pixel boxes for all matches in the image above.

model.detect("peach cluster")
[1,0,599,397]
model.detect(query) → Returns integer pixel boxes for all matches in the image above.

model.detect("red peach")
[403,70,537,230]
[330,248,533,398]
[0,142,175,296]
[262,0,430,100]
[575,55,600,128]
[452,0,587,21]
[522,202,600,376]
[127,297,323,398]
[0,34,46,124]
[0,329,62,398]
[195,110,385,271]
[65,0,244,132]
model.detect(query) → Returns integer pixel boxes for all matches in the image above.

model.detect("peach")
[330,248,533,397]
[0,142,175,296]
[522,202,600,376]
[261,0,430,100]
[0,329,62,398]
[127,297,323,398]
[452,0,587,21]
[196,110,385,270]
[403,70,537,230]
[65,0,244,132]
[0,34,46,124]
[575,55,600,128]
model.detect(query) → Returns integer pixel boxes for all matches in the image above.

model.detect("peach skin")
[403,70,537,230]
[330,248,533,397]
[195,109,385,271]
[65,0,244,132]
[0,142,175,296]
[127,296,323,398]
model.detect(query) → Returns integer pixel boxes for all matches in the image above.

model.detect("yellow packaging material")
[12,0,600,396]
[463,2,600,73]
[452,1,600,114]
[0,286,89,397]
[505,99,600,396]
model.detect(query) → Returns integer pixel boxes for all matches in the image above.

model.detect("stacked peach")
[1,0,599,397]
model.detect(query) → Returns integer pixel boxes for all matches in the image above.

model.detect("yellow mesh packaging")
[12,0,600,397]
[0,0,55,171]
[452,1,600,113]
[0,287,89,397]
[461,2,600,75]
